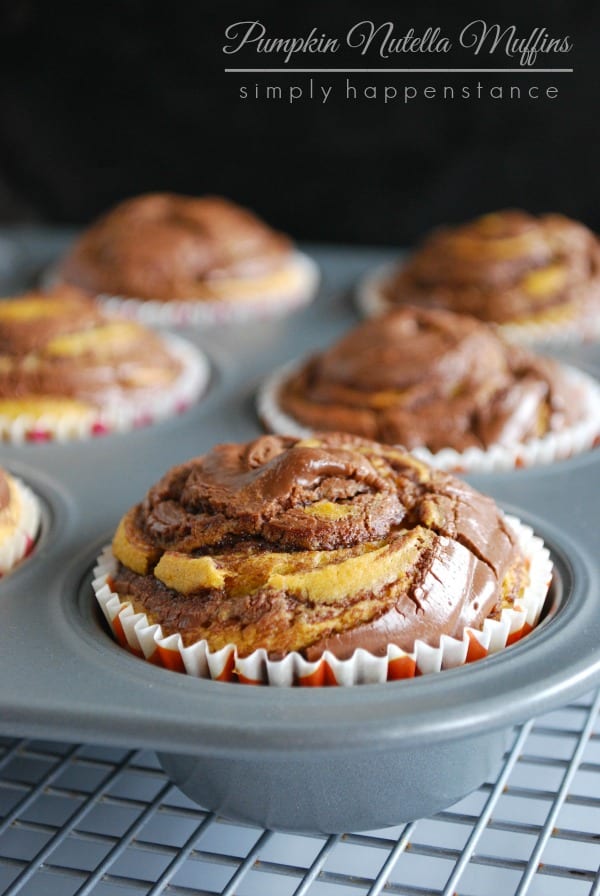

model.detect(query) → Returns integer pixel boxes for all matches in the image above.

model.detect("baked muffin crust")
[383,210,600,325]
[0,286,183,413]
[0,468,40,574]
[110,434,528,660]
[277,307,587,452]
[57,193,295,301]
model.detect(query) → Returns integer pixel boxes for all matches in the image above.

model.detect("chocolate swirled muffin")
[55,194,318,324]
[94,434,551,684]
[261,308,600,471]
[0,467,40,575]
[0,286,208,441]
[363,210,600,342]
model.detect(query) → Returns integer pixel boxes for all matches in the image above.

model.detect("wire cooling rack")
[0,692,598,896]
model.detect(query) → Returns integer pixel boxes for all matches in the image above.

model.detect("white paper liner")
[356,262,402,320]
[0,334,210,443]
[45,252,319,328]
[356,261,600,346]
[257,360,600,474]
[0,474,41,575]
[92,514,552,686]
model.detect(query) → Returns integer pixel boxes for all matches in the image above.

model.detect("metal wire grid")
[0,691,598,896]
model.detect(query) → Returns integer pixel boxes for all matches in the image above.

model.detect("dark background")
[0,0,596,246]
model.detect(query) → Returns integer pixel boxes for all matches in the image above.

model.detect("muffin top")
[277,307,586,453]
[384,210,600,324]
[0,286,183,411]
[0,468,30,544]
[0,470,9,509]
[56,193,293,300]
[111,433,527,660]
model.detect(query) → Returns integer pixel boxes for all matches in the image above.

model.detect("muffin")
[0,468,40,575]
[260,307,600,472]
[0,285,209,441]
[93,434,551,685]
[360,210,600,342]
[54,193,319,325]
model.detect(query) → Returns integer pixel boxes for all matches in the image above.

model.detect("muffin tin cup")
[91,514,551,687]
[46,252,320,328]
[0,474,41,575]
[257,359,600,473]
[0,334,210,443]
[356,262,600,345]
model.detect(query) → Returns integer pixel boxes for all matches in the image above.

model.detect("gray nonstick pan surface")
[0,231,599,833]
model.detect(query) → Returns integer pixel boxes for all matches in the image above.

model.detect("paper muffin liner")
[355,262,402,320]
[0,474,41,575]
[356,262,600,346]
[0,334,210,444]
[257,360,600,474]
[45,252,319,328]
[92,514,552,687]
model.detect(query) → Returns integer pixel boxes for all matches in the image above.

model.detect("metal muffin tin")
[0,230,599,835]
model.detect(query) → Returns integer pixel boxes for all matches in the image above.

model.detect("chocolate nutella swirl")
[277,307,586,452]
[57,193,293,301]
[384,210,600,324]
[141,435,404,552]
[111,434,528,660]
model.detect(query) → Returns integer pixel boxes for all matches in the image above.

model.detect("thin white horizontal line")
[224,67,574,74]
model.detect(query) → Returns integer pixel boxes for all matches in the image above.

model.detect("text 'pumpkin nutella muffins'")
[53,193,319,326]
[0,286,209,442]
[258,307,600,473]
[358,210,600,343]
[93,434,552,685]
[0,468,40,575]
